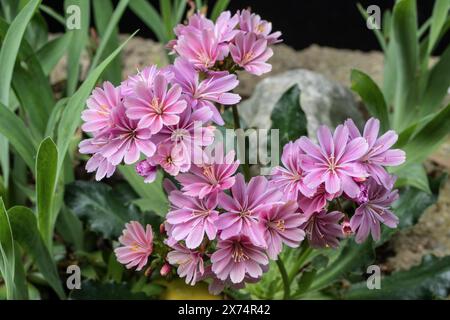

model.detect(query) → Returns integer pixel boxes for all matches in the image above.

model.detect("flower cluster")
[101,9,406,296]
[79,9,280,181]
[271,118,405,246]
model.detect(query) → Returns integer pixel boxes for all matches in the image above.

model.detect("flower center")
[232,243,249,263]
[98,104,110,116]
[150,96,162,114]
[326,155,338,173]
[242,52,254,65]
[203,166,218,185]
[198,53,211,67]
[239,210,251,218]
[270,219,285,232]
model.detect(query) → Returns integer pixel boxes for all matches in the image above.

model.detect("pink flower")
[211,235,269,283]
[238,9,282,44]
[298,184,336,214]
[350,178,399,243]
[124,74,186,133]
[166,191,219,249]
[300,210,344,248]
[79,138,116,181]
[153,99,216,171]
[230,32,273,76]
[150,143,186,176]
[345,118,406,188]
[171,58,241,125]
[176,148,239,199]
[216,174,282,247]
[100,106,156,165]
[270,141,316,200]
[166,243,205,285]
[114,221,153,271]
[81,81,119,134]
[175,28,223,70]
[297,124,369,197]
[259,201,305,259]
[120,65,173,97]
[135,159,157,183]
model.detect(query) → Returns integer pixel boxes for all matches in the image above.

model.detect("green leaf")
[65,181,141,238]
[36,31,73,75]
[129,0,167,43]
[310,239,374,292]
[89,0,129,73]
[270,85,308,149]
[70,280,147,300]
[36,137,59,250]
[350,69,390,132]
[345,255,450,299]
[399,103,450,167]
[45,98,68,139]
[428,0,450,55]
[39,4,65,25]
[394,163,430,194]
[56,33,135,176]
[391,0,419,131]
[0,0,41,186]
[64,0,90,95]
[8,206,65,299]
[55,206,84,250]
[0,102,37,171]
[379,174,444,244]
[119,166,168,216]
[0,0,40,106]
[13,244,29,300]
[210,0,230,21]
[92,0,121,84]
[0,198,15,299]
[421,44,450,114]
[159,0,172,39]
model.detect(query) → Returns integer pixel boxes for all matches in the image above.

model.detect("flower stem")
[276,257,290,300]
[231,104,251,181]
[288,244,314,283]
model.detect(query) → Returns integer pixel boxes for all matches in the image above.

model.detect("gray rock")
[238,69,364,137]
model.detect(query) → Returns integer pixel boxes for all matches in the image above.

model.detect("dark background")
[42,0,446,53]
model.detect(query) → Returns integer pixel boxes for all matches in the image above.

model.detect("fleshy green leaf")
[36,31,73,75]
[391,0,419,131]
[380,174,445,244]
[8,206,66,299]
[345,255,450,299]
[399,103,450,167]
[0,0,41,186]
[350,69,390,132]
[119,166,169,216]
[0,102,37,171]
[56,33,135,175]
[394,163,430,194]
[36,137,59,250]
[89,0,129,73]
[64,0,90,95]
[0,198,15,299]
[65,181,142,238]
[428,0,450,55]
[309,239,374,292]
[270,85,307,149]
[421,44,450,114]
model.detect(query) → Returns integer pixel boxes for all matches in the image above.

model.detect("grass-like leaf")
[36,137,59,251]
[0,198,15,299]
